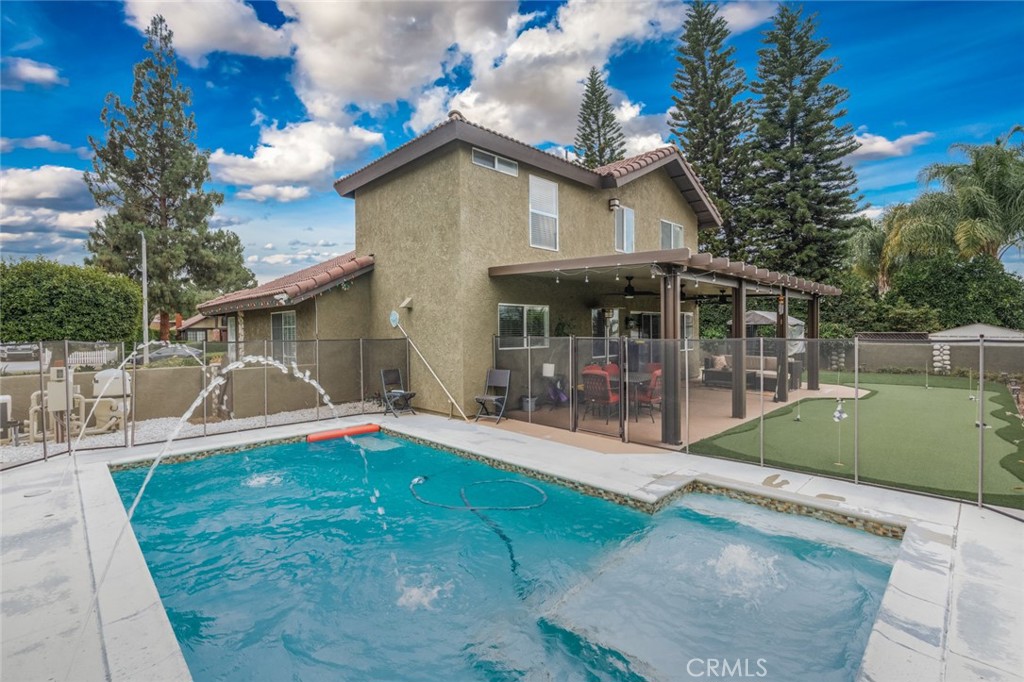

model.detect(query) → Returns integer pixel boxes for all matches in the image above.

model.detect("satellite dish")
[389,310,400,328]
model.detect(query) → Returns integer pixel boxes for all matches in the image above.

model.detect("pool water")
[114,434,898,681]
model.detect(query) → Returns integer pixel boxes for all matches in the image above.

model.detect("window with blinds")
[271,310,297,364]
[660,220,684,249]
[498,303,549,349]
[615,206,635,253]
[529,175,558,250]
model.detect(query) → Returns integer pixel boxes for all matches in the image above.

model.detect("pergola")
[489,247,842,446]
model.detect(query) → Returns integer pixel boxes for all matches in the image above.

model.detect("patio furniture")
[381,368,416,417]
[634,370,662,423]
[474,369,511,423]
[581,368,620,424]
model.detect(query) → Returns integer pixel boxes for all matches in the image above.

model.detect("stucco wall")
[344,141,708,415]
[354,146,463,413]
[237,275,371,343]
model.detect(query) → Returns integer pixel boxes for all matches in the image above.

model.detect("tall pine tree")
[746,5,860,282]
[574,67,626,169]
[84,15,254,340]
[669,0,753,258]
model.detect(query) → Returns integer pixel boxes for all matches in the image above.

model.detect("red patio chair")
[581,369,620,424]
[634,369,662,423]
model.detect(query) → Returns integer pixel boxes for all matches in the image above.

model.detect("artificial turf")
[692,378,1024,509]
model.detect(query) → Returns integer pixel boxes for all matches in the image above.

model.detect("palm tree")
[886,126,1024,260]
[852,205,907,294]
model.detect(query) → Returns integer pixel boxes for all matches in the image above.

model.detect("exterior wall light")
[609,198,621,211]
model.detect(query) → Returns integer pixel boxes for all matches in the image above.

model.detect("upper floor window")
[529,175,558,251]
[661,220,684,249]
[498,303,549,349]
[615,206,635,253]
[472,148,518,176]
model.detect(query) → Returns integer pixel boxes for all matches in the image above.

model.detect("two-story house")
[200,111,838,443]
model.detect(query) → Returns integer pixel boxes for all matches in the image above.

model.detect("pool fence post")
[122,341,129,449]
[358,338,364,416]
[64,339,72,454]
[131,347,137,447]
[759,336,765,467]
[684,338,690,453]
[569,336,577,432]
[202,340,208,437]
[527,341,533,425]
[315,339,321,421]
[977,336,985,507]
[39,341,48,461]
[854,337,860,484]
[263,340,269,428]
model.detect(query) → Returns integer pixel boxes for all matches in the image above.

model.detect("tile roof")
[595,147,676,178]
[333,111,722,228]
[198,251,374,315]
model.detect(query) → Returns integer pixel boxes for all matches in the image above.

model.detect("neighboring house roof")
[855,332,930,341]
[333,111,724,230]
[930,323,1024,340]
[198,252,374,315]
[743,311,805,328]
[178,314,220,331]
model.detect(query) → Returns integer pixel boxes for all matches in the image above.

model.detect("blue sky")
[2,1,1022,283]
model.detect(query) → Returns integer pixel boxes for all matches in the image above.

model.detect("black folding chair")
[474,369,511,424]
[381,368,416,417]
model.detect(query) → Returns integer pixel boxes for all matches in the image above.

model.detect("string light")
[584,269,589,284]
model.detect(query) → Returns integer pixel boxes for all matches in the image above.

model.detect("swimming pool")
[114,433,899,681]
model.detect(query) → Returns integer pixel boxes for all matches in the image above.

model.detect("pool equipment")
[307,423,380,442]
[409,476,548,596]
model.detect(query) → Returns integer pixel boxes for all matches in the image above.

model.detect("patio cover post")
[807,295,821,390]
[660,267,682,445]
[732,283,747,418]
[775,289,789,403]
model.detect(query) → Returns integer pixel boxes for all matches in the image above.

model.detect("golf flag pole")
[389,311,469,421]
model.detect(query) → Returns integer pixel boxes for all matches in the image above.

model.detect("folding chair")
[474,369,511,423]
[381,368,416,417]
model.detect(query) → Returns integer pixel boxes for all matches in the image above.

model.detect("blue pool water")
[114,434,898,681]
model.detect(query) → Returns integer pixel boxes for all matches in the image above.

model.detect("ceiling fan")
[618,275,657,299]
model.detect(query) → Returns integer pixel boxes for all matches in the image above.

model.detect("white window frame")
[271,310,297,365]
[528,175,559,251]
[472,147,518,177]
[498,303,550,350]
[660,219,685,250]
[615,206,635,253]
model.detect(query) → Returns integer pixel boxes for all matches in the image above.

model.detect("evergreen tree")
[84,15,254,340]
[574,67,626,169]
[747,5,860,282]
[669,0,753,257]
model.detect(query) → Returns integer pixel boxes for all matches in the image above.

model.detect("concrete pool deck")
[2,413,1021,681]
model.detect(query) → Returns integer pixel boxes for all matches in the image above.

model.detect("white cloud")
[246,249,342,268]
[449,0,685,145]
[210,120,384,188]
[263,242,274,250]
[1,57,67,89]
[236,184,311,203]
[0,165,93,210]
[0,134,90,158]
[848,130,935,163]
[279,1,519,121]
[123,0,291,68]
[615,100,671,158]
[858,206,885,221]
[719,2,778,34]
[407,86,452,135]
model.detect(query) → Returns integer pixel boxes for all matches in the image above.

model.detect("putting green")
[692,382,1024,509]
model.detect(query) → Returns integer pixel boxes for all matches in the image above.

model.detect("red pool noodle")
[306,424,380,442]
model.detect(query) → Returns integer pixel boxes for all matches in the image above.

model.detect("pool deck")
[2,413,1021,681]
